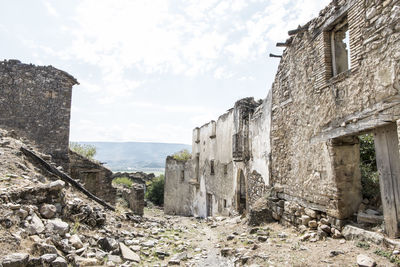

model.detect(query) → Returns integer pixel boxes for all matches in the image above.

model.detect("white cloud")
[42,0,59,17]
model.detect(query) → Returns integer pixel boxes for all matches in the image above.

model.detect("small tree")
[70,142,97,160]
[145,175,164,206]
[359,134,380,202]
[172,149,191,161]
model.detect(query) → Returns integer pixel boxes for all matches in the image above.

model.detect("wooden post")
[374,124,400,238]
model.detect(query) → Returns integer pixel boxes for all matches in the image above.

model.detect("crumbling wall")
[0,60,78,170]
[190,109,236,218]
[247,91,272,208]
[69,151,116,205]
[270,0,400,223]
[164,157,193,216]
[122,184,145,216]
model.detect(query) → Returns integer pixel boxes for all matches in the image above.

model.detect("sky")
[0,0,330,144]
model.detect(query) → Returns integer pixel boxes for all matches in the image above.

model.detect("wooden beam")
[269,53,282,58]
[288,24,309,36]
[21,147,115,211]
[374,125,400,238]
[276,42,289,47]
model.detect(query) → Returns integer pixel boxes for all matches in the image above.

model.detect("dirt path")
[141,208,397,266]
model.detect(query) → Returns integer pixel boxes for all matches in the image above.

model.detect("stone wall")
[0,60,78,170]
[270,0,400,220]
[122,184,145,216]
[69,151,116,205]
[164,156,194,216]
[164,96,271,218]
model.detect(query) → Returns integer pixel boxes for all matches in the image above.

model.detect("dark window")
[331,17,350,76]
[223,199,227,208]
[180,170,184,182]
[195,154,200,182]
[223,164,228,175]
[210,160,215,175]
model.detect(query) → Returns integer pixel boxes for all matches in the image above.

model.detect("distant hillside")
[76,142,191,172]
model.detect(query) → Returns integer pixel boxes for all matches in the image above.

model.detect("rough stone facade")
[122,184,145,216]
[0,60,78,170]
[69,150,116,205]
[164,0,400,237]
[269,0,400,234]
[164,95,272,218]
[164,156,194,216]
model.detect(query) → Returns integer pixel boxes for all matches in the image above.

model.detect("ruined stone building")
[165,95,272,218]
[0,60,116,205]
[0,60,78,170]
[165,0,400,237]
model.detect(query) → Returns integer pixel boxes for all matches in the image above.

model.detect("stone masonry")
[0,60,78,170]
[69,150,116,205]
[164,0,400,237]
[122,184,145,216]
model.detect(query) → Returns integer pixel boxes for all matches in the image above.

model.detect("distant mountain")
[76,142,191,172]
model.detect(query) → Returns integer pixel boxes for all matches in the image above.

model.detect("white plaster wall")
[191,110,236,217]
[249,90,272,185]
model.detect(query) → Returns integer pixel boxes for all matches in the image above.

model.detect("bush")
[145,175,164,206]
[172,149,191,161]
[70,142,97,160]
[359,134,380,202]
[112,177,133,188]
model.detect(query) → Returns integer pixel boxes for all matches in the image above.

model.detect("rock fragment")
[356,254,376,267]
[2,253,29,267]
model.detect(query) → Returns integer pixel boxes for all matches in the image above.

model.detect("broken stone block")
[320,224,331,233]
[356,254,376,267]
[357,212,384,225]
[119,243,140,263]
[300,215,311,226]
[48,180,65,191]
[26,213,44,235]
[342,225,384,244]
[40,204,57,219]
[50,257,67,267]
[220,248,233,257]
[308,220,317,229]
[2,253,29,267]
[106,255,122,264]
[32,243,58,255]
[257,236,268,242]
[304,208,317,218]
[248,198,274,226]
[40,254,57,264]
[69,234,83,249]
[98,237,118,252]
[45,219,69,236]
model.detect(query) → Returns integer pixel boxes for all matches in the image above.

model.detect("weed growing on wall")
[112,176,133,188]
[70,142,97,160]
[172,149,191,161]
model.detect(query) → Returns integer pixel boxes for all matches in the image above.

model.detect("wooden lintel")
[269,53,282,58]
[276,42,289,47]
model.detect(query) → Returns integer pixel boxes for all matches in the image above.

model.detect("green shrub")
[145,175,164,206]
[172,149,191,161]
[359,134,380,201]
[70,142,97,160]
[112,177,133,188]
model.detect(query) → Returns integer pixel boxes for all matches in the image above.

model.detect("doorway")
[206,193,213,217]
[237,170,247,214]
